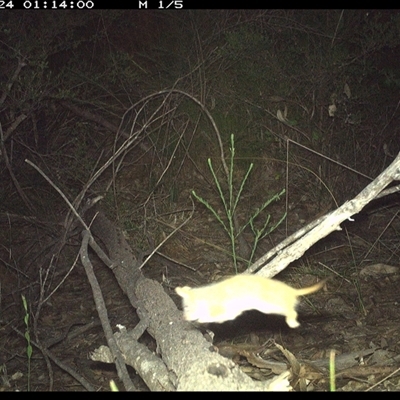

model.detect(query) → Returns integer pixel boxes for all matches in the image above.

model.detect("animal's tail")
[296,279,326,296]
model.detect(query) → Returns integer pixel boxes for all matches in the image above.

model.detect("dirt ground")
[1,188,400,391]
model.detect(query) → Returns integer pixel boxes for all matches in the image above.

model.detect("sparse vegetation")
[0,10,400,391]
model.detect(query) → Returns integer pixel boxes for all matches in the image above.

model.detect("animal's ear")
[175,286,191,298]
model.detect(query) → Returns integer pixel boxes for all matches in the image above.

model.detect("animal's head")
[175,286,224,322]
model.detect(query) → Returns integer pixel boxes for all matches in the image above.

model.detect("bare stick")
[248,151,400,277]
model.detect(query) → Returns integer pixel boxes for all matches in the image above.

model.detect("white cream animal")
[175,274,325,328]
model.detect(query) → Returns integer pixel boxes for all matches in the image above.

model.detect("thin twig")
[24,159,89,231]
[139,199,195,270]
[0,122,35,212]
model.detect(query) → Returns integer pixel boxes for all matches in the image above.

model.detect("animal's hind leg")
[285,310,300,328]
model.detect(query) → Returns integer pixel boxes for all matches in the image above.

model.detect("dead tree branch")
[248,151,400,277]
